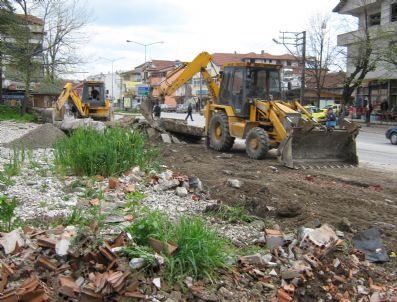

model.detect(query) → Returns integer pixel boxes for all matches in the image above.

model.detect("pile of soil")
[7,123,66,149]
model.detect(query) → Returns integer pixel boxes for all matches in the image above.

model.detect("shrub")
[54,127,156,176]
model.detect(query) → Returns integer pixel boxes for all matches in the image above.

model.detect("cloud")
[72,0,347,79]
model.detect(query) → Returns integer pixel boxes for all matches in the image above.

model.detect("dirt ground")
[160,141,397,258]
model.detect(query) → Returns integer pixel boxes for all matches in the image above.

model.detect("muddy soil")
[161,142,397,258]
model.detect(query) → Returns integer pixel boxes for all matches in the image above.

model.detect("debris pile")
[235,224,395,302]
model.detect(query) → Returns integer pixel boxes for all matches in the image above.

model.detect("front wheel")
[245,127,269,159]
[390,132,397,145]
[208,112,235,151]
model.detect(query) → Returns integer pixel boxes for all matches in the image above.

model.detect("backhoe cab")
[53,81,112,121]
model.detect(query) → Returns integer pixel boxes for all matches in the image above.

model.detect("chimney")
[234,51,237,54]
[261,50,264,55]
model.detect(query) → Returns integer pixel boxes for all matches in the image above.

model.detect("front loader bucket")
[278,128,358,168]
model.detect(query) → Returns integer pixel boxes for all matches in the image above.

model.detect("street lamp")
[99,56,124,101]
[126,40,164,63]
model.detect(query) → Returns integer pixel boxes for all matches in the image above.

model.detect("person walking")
[153,102,161,120]
[185,103,194,121]
[365,102,373,126]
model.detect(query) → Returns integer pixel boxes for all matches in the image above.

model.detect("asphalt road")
[161,112,397,171]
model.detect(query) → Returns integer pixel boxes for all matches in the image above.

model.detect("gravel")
[0,121,264,247]
[0,121,39,144]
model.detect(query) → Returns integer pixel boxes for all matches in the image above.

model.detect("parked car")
[303,105,327,124]
[161,104,177,112]
[176,104,189,113]
[385,126,397,145]
[322,104,341,115]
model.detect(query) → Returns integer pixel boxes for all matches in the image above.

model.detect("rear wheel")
[245,127,269,159]
[208,112,235,151]
[390,132,397,145]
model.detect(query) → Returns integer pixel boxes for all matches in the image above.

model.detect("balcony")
[337,22,397,46]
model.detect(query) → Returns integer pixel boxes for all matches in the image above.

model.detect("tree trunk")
[0,51,3,105]
[21,70,31,115]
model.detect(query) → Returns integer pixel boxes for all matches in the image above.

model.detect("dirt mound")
[7,123,66,149]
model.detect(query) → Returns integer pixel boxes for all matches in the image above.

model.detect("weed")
[4,147,25,177]
[27,149,40,169]
[38,200,47,208]
[0,195,21,232]
[213,204,256,223]
[0,171,14,187]
[70,179,84,188]
[124,191,145,215]
[54,127,157,177]
[165,217,229,284]
[40,182,48,192]
[125,209,170,245]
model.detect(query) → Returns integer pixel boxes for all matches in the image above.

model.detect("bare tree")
[305,13,341,104]
[336,1,384,109]
[1,0,43,114]
[38,0,91,83]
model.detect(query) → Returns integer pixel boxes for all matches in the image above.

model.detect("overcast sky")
[76,0,351,78]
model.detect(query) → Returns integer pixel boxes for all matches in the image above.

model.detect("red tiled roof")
[143,60,177,72]
[306,71,346,89]
[17,14,44,26]
[211,52,299,66]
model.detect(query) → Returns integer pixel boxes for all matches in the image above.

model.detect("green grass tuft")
[0,105,37,122]
[53,127,157,177]
[124,210,229,285]
[165,216,229,284]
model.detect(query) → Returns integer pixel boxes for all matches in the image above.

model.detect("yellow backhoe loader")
[40,81,113,122]
[145,52,359,168]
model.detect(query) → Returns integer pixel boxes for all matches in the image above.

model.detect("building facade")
[334,0,397,117]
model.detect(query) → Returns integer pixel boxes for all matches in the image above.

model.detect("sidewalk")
[350,118,396,128]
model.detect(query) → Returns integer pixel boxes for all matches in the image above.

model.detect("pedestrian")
[185,103,193,121]
[365,102,373,126]
[153,102,161,120]
[326,107,336,128]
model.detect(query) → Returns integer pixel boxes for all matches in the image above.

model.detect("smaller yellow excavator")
[46,81,112,122]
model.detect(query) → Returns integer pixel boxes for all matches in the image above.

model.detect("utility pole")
[273,31,306,103]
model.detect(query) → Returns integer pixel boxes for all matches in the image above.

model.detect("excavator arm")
[54,83,88,121]
[160,52,219,100]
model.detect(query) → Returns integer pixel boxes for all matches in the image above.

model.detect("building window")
[369,12,381,26]
[391,3,397,22]
[286,61,292,66]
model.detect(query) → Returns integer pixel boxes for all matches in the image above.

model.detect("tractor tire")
[208,112,235,151]
[390,132,397,145]
[245,127,269,160]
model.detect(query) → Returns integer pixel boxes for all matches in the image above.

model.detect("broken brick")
[37,237,56,250]
[123,184,135,193]
[148,237,178,255]
[124,291,146,299]
[58,275,80,299]
[277,288,293,302]
[89,198,100,206]
[37,256,58,271]
[108,177,118,190]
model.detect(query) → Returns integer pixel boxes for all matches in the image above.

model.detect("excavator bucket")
[278,126,359,169]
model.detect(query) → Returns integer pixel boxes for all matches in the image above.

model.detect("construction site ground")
[160,140,397,262]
